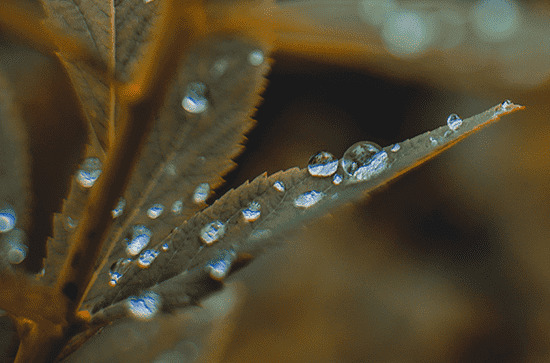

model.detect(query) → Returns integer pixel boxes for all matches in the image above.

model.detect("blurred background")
[1,0,550,361]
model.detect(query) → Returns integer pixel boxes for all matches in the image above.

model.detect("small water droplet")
[206,250,235,280]
[242,201,261,222]
[109,258,132,286]
[144,0,154,3]
[138,249,160,268]
[499,99,513,111]
[273,181,285,192]
[4,229,27,264]
[430,136,438,146]
[332,173,343,185]
[308,151,338,177]
[127,291,161,320]
[109,271,122,287]
[192,183,210,204]
[182,82,208,114]
[341,141,388,181]
[76,157,102,188]
[200,220,226,245]
[446,113,463,131]
[112,198,126,218]
[171,200,183,214]
[248,49,264,66]
[391,143,401,152]
[294,190,325,208]
[127,225,152,256]
[0,207,16,233]
[66,217,78,229]
[161,242,169,251]
[147,204,164,219]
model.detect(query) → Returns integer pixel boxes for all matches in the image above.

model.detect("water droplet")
[171,200,183,214]
[308,151,338,177]
[294,190,325,208]
[206,250,235,280]
[161,243,169,251]
[391,143,401,152]
[127,291,161,320]
[248,49,264,66]
[4,229,27,264]
[499,99,513,111]
[127,225,152,256]
[182,82,208,114]
[112,198,126,218]
[109,271,122,287]
[341,141,388,181]
[242,201,261,222]
[66,217,78,229]
[138,249,160,268]
[144,0,154,3]
[446,113,463,131]
[430,136,438,146]
[332,173,343,185]
[76,157,102,188]
[200,220,226,245]
[273,181,285,192]
[147,204,164,219]
[109,258,132,286]
[192,183,210,204]
[0,207,16,233]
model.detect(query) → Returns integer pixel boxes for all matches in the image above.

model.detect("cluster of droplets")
[206,250,235,280]
[192,183,210,204]
[127,225,152,256]
[127,291,161,320]
[200,220,226,245]
[182,82,209,114]
[109,258,132,287]
[76,157,102,188]
[242,201,261,222]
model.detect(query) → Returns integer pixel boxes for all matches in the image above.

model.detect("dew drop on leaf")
[138,249,160,268]
[161,243,169,251]
[206,250,235,280]
[127,225,152,256]
[332,173,343,185]
[248,49,264,66]
[446,113,463,131]
[0,207,16,233]
[109,271,122,287]
[76,157,102,188]
[111,198,126,218]
[294,190,325,208]
[182,82,209,114]
[430,136,438,146]
[200,220,226,245]
[192,183,210,204]
[341,142,388,181]
[391,143,401,152]
[109,258,132,287]
[308,151,338,177]
[171,200,183,214]
[273,181,285,192]
[66,217,78,229]
[242,201,261,222]
[4,229,27,264]
[127,291,161,320]
[147,203,164,219]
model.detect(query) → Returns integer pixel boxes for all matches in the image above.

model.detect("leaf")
[0,73,31,268]
[81,34,271,305]
[86,101,523,319]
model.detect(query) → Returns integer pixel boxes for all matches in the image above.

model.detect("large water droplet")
[4,229,27,264]
[332,173,343,185]
[76,157,102,188]
[112,198,126,219]
[206,250,235,280]
[147,204,164,219]
[341,142,388,181]
[308,151,338,177]
[182,82,208,114]
[193,183,210,204]
[294,190,325,208]
[273,181,285,192]
[446,113,463,131]
[391,143,401,152]
[248,49,264,66]
[242,201,261,222]
[200,220,226,245]
[127,225,152,256]
[127,291,161,320]
[0,207,16,233]
[171,200,183,214]
[138,249,160,268]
